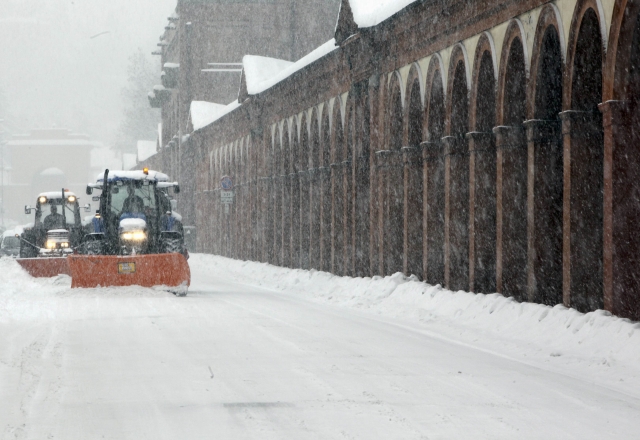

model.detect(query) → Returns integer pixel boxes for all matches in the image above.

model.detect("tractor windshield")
[38,200,78,230]
[109,181,157,221]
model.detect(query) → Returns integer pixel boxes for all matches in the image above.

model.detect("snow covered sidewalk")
[190,254,640,398]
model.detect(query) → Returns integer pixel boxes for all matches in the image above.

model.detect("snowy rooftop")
[96,170,170,183]
[242,39,338,95]
[349,0,419,28]
[190,101,241,132]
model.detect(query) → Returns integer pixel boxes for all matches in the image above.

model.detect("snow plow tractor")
[17,190,91,277]
[69,169,190,295]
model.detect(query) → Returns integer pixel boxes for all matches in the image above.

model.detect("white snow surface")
[243,39,338,95]
[349,0,419,28]
[119,218,147,231]
[2,254,640,439]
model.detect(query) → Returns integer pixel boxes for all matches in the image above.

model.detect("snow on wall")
[190,101,240,132]
[243,39,338,95]
[350,0,419,28]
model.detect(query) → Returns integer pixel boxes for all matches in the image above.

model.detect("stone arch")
[444,43,470,291]
[381,71,405,275]
[320,103,332,271]
[497,20,528,126]
[525,4,566,306]
[470,33,497,132]
[467,32,497,294]
[308,106,321,269]
[298,111,311,270]
[495,19,529,300]
[406,64,424,148]
[388,72,405,150]
[602,0,640,320]
[562,0,606,313]
[331,96,346,275]
[403,64,425,279]
[424,54,446,285]
[281,121,291,267]
[606,0,640,101]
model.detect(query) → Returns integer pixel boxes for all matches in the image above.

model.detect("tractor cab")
[84,169,185,257]
[20,190,91,258]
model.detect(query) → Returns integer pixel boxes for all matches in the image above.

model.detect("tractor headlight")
[60,242,69,248]
[67,195,76,203]
[121,230,147,241]
[46,240,56,249]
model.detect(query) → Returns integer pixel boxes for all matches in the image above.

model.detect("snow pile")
[190,254,640,388]
[190,101,241,131]
[243,39,338,95]
[0,258,69,321]
[349,0,419,28]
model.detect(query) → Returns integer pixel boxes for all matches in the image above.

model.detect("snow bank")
[350,0,419,28]
[190,254,640,389]
[243,39,338,95]
[190,101,241,131]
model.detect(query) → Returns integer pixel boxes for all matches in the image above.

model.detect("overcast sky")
[0,0,175,144]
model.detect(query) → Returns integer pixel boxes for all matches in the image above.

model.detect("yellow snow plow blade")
[68,253,190,292]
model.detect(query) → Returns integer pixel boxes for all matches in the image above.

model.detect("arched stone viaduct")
[180,0,640,320]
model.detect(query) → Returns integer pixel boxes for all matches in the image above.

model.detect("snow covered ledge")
[190,254,640,395]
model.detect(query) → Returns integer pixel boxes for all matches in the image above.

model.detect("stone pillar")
[494,125,527,300]
[442,136,469,291]
[466,131,496,294]
[354,154,370,277]
[376,149,403,275]
[600,100,640,320]
[330,161,344,274]
[308,168,321,269]
[374,150,389,275]
[560,110,604,312]
[320,166,332,272]
[299,170,310,269]
[265,175,275,264]
[290,172,301,268]
[523,119,563,305]
[402,146,423,278]
[342,159,353,276]
[422,141,445,286]
[282,173,292,268]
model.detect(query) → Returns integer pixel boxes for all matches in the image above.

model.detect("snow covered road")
[1,255,640,439]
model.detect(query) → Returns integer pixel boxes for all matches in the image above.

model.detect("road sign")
[221,190,234,204]
[221,176,233,190]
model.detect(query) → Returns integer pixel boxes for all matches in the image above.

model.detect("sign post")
[220,176,234,216]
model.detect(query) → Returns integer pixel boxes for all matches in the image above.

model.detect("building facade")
[146,0,640,321]
[147,0,341,228]
[2,128,97,225]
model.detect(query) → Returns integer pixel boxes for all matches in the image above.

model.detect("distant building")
[2,128,98,224]
[145,0,341,227]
